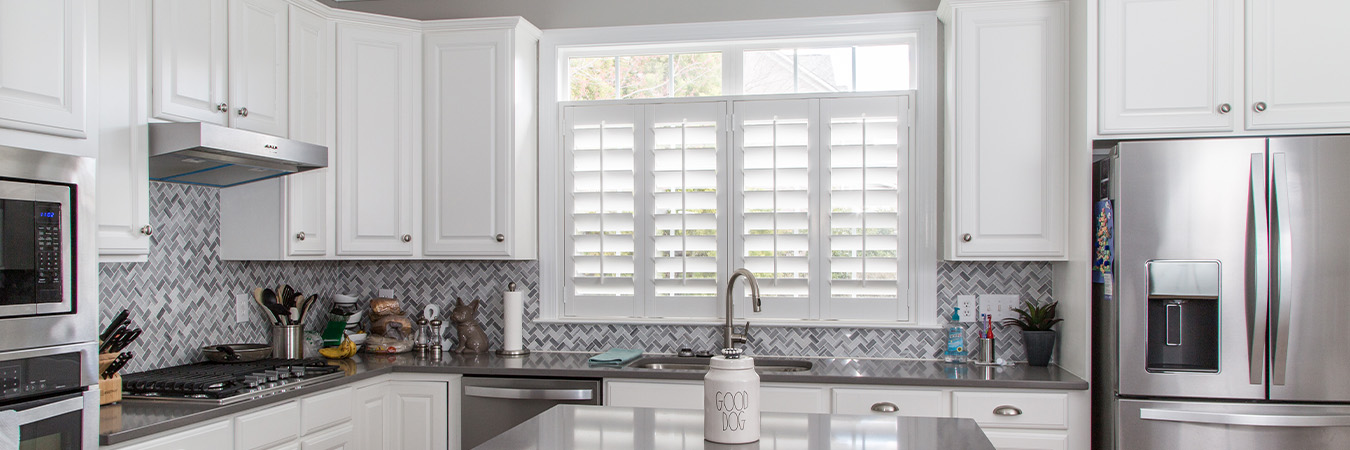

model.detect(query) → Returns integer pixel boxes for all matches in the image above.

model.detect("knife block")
[98,352,123,405]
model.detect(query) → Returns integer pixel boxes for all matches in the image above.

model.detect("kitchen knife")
[100,310,129,343]
[102,352,132,379]
[99,325,130,354]
[111,328,142,353]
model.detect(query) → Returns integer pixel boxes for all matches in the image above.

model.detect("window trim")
[539,12,941,328]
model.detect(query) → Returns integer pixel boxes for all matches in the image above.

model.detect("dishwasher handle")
[464,385,595,401]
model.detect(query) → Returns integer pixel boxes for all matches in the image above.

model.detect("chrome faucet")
[724,268,762,350]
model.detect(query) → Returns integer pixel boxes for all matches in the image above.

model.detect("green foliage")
[1001,300,1063,331]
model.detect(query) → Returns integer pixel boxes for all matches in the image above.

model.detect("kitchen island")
[476,404,997,450]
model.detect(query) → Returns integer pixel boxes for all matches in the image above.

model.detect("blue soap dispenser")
[945,307,967,363]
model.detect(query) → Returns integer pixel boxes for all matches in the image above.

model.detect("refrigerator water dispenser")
[1145,261,1220,373]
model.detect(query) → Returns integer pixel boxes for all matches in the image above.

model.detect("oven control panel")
[34,201,63,303]
[0,352,80,402]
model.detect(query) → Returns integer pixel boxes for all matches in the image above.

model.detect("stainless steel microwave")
[0,179,72,317]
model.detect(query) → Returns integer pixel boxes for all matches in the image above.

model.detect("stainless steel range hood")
[148,122,328,188]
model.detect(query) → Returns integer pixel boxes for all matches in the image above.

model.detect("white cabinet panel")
[228,0,288,136]
[942,0,1067,260]
[235,401,301,450]
[299,423,356,450]
[833,387,947,417]
[284,3,334,257]
[387,381,448,450]
[951,391,1068,430]
[152,0,228,124]
[0,0,88,138]
[300,386,352,435]
[422,26,537,259]
[353,383,388,450]
[1247,0,1350,129]
[335,22,420,256]
[97,0,152,262]
[120,419,233,450]
[605,379,828,413]
[1099,0,1237,134]
[982,430,1069,450]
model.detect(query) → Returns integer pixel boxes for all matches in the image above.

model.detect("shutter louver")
[651,117,720,298]
[566,106,640,307]
[736,100,814,304]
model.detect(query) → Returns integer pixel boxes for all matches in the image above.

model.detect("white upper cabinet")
[940,0,1068,260]
[1246,0,1350,130]
[283,4,334,257]
[0,0,89,138]
[97,0,153,262]
[1099,0,1237,134]
[335,22,420,257]
[422,22,539,259]
[1100,0,1350,135]
[228,0,288,136]
[152,0,229,125]
[152,0,288,136]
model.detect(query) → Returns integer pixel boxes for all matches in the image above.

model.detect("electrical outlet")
[957,295,977,322]
[379,288,394,298]
[980,294,1020,322]
[235,293,251,324]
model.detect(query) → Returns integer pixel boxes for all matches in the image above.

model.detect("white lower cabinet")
[833,387,947,417]
[115,419,233,450]
[981,430,1069,450]
[299,423,356,450]
[235,401,301,450]
[604,379,831,414]
[388,381,450,450]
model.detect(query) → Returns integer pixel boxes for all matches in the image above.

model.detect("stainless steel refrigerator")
[1096,136,1350,449]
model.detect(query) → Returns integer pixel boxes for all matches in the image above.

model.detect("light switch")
[957,295,977,322]
[235,293,251,324]
[980,294,1020,322]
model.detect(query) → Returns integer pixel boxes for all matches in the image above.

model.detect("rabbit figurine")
[450,298,490,354]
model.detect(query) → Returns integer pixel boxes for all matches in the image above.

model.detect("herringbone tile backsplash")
[100,182,1052,372]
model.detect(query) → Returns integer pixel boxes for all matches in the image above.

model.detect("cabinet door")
[1247,0,1350,129]
[946,1,1067,260]
[387,381,449,450]
[1099,0,1237,134]
[120,419,233,450]
[151,0,228,124]
[284,4,334,257]
[97,0,152,262]
[335,23,419,256]
[227,0,287,136]
[300,423,356,450]
[981,430,1069,450]
[422,30,516,257]
[0,0,88,138]
[235,401,301,450]
[352,383,388,450]
[833,387,946,417]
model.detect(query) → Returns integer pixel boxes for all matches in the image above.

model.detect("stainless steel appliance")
[0,343,99,450]
[461,377,601,449]
[148,122,327,188]
[1096,136,1350,449]
[120,359,343,405]
[0,178,72,317]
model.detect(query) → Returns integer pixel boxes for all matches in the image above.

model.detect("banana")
[319,338,358,359]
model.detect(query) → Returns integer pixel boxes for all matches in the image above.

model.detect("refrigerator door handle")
[1271,153,1293,386]
[1140,408,1350,428]
[1248,153,1269,385]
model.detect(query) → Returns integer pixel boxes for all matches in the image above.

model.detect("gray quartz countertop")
[100,351,1085,446]
[476,404,996,450]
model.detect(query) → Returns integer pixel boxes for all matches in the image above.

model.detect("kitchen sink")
[627,356,813,372]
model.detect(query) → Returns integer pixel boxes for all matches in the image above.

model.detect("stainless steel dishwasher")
[461,376,602,448]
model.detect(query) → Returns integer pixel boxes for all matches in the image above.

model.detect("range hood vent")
[148,122,328,188]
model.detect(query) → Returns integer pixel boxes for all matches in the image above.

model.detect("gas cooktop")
[121,359,344,405]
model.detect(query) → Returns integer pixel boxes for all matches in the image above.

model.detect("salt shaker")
[429,319,444,359]
[704,348,760,444]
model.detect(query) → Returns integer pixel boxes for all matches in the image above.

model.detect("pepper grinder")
[413,317,430,355]
[429,319,444,360]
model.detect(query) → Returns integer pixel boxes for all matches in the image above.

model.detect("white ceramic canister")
[704,348,760,444]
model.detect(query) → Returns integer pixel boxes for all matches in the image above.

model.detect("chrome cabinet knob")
[496,234,505,242]
[1218,103,1232,114]
[401,234,412,243]
[140,225,153,236]
[216,103,228,112]
[237,107,249,117]
[871,402,899,413]
[296,231,306,241]
[992,405,1023,416]
[962,233,972,242]
[1254,102,1268,112]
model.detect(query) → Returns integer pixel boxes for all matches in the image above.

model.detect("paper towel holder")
[496,282,531,357]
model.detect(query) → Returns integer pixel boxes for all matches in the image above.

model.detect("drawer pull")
[871,402,899,413]
[993,405,1023,416]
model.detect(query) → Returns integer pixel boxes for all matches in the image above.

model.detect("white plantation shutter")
[647,102,727,318]
[564,105,644,317]
[732,99,815,319]
[821,96,911,321]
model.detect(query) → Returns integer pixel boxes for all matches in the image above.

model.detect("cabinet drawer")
[301,386,354,435]
[236,400,301,450]
[982,429,1068,450]
[763,384,829,414]
[605,380,829,413]
[122,419,232,450]
[952,391,1067,430]
[833,388,945,417]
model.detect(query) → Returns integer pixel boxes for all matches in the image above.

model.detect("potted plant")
[1002,300,1062,367]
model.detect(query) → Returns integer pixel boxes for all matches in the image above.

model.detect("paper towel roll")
[502,285,524,351]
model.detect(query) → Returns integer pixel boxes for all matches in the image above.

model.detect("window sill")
[533,316,944,330]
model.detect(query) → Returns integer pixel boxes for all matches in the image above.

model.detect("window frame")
[540,12,941,328]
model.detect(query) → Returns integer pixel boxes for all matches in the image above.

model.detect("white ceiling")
[318,0,940,29]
